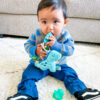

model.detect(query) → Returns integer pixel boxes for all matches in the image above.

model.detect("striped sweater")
[24,29,75,65]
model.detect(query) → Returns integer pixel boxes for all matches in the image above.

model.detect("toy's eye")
[41,63,46,66]
[45,62,47,64]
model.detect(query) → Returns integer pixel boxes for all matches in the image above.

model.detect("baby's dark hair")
[37,0,68,19]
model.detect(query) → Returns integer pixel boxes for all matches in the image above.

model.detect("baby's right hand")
[35,43,47,60]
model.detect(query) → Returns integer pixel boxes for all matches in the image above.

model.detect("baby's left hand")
[45,35,56,47]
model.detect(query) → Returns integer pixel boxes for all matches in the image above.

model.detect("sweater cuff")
[29,46,37,56]
[51,41,62,52]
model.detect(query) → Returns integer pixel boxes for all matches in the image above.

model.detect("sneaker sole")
[86,95,100,100]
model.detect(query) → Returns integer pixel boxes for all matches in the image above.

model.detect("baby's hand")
[45,35,56,47]
[35,43,47,60]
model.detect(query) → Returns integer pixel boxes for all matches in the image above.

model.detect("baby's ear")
[64,18,69,25]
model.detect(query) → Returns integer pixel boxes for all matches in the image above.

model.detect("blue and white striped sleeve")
[24,33,37,56]
[51,31,75,56]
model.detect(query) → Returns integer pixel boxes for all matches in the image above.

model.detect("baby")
[7,0,100,100]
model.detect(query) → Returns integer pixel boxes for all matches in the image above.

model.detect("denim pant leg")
[49,64,87,95]
[17,63,49,98]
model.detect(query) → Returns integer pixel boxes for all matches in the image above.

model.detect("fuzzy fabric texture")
[0,37,100,100]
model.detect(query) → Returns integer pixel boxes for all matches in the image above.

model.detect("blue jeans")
[17,63,87,98]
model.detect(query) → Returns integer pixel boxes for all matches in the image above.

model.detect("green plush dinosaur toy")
[35,50,61,72]
[30,32,62,72]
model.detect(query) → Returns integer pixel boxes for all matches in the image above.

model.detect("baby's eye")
[42,21,47,24]
[54,20,58,24]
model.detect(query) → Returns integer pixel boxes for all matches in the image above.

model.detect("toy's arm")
[51,31,74,56]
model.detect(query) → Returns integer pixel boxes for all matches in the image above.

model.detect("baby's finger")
[42,54,47,57]
[45,42,49,46]
[37,44,42,47]
[50,35,54,38]
[40,56,44,60]
[43,51,47,54]
[47,37,52,40]
[40,50,47,55]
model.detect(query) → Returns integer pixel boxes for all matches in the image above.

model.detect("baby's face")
[38,6,68,37]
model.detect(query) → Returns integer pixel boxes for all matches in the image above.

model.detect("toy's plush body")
[30,32,62,72]
[35,50,61,72]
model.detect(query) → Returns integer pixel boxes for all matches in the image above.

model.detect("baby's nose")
[48,24,53,30]
[48,24,54,33]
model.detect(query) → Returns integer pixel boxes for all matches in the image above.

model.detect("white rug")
[0,37,100,100]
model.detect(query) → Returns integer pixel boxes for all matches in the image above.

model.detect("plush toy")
[52,89,64,100]
[35,50,61,72]
[30,32,62,72]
